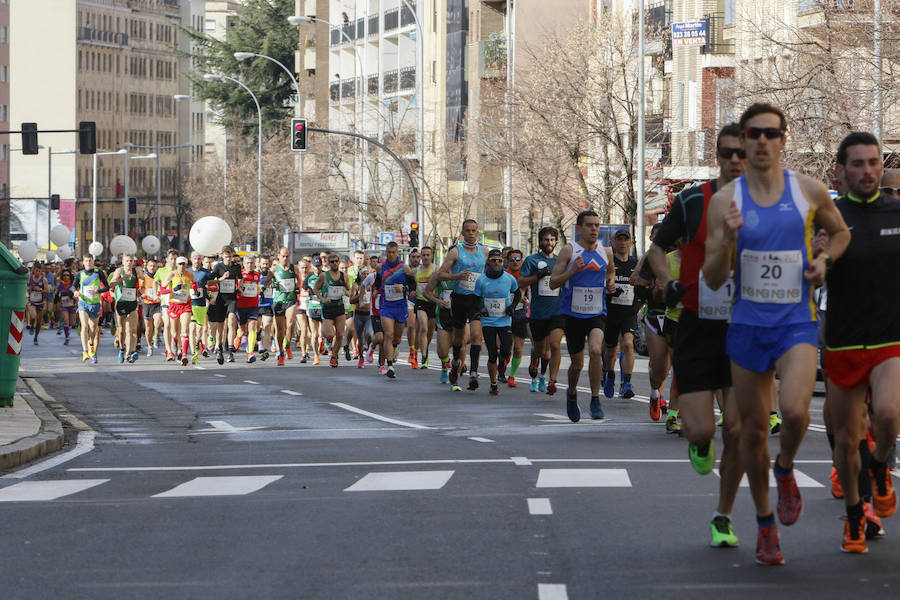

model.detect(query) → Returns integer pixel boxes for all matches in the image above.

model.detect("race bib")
[241,283,258,297]
[740,250,803,304]
[417,282,427,297]
[363,290,372,307]
[610,283,634,306]
[263,286,275,300]
[171,288,189,303]
[538,277,559,297]
[343,296,352,311]
[278,278,295,293]
[61,296,74,307]
[698,272,734,321]
[571,286,603,314]
[407,299,415,311]
[82,287,99,300]
[120,288,137,302]
[327,285,344,301]
[385,285,404,302]
[145,288,158,301]
[29,291,43,302]
[219,279,236,294]
[459,271,478,291]
[484,297,505,318]
[440,289,452,304]
[299,294,309,310]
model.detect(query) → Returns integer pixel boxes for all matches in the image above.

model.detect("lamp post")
[400,0,425,238]
[124,141,191,244]
[203,73,263,252]
[289,15,367,240]
[233,51,305,232]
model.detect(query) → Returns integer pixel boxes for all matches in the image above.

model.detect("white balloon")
[45,251,57,263]
[189,216,232,257]
[89,241,103,257]
[57,245,72,260]
[50,224,71,247]
[17,241,38,262]
[110,235,137,256]
[142,235,161,255]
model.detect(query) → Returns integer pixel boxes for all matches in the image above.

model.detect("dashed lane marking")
[153,475,283,498]
[528,498,553,515]
[330,402,433,430]
[536,468,632,488]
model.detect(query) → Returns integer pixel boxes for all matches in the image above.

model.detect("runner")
[519,227,564,394]
[704,103,850,565]
[236,253,261,364]
[295,256,312,363]
[43,263,57,336]
[74,253,109,364]
[26,263,49,345]
[646,122,746,547]
[361,261,387,373]
[188,253,212,364]
[107,254,144,364]
[267,247,298,367]
[475,249,521,396]
[602,229,639,400]
[313,253,349,367]
[349,259,374,368]
[825,131,900,554]
[405,248,421,368]
[436,219,490,391]
[153,249,178,360]
[257,255,275,360]
[339,256,355,362]
[55,269,77,345]
[504,249,528,387]
[140,258,162,357]
[414,246,437,370]
[304,256,324,365]
[550,210,616,421]
[375,242,416,379]
[423,261,459,383]
[162,256,194,366]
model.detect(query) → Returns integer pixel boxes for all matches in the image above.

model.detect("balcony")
[77,26,129,47]
[341,77,357,99]
[399,66,416,91]
[646,0,671,30]
[330,82,340,102]
[330,28,341,45]
[384,8,399,31]
[368,75,379,96]
[357,18,365,39]
[368,15,379,36]
[699,13,734,55]
[401,3,416,27]
[383,69,398,94]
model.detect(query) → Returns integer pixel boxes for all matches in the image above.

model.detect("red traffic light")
[295,122,305,131]
[410,222,419,230]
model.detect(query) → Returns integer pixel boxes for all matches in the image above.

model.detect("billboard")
[291,230,350,251]
[672,21,708,47]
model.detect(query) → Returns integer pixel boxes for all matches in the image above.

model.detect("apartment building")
[9,0,194,257]
[0,0,8,247]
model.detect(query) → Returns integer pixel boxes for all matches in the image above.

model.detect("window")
[0,105,8,122]
[724,0,736,26]
[0,65,7,82]
[0,26,7,44]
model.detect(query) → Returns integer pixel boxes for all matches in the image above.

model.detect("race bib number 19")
[740,250,802,304]
[571,286,603,314]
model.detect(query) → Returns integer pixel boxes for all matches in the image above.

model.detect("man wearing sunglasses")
[647,122,745,549]
[704,103,850,565]
[602,228,639,401]
[825,132,900,554]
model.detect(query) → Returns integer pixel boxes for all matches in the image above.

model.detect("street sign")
[379,232,395,245]
[292,230,350,251]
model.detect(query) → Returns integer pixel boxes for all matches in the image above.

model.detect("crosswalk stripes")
[344,470,454,491]
[0,479,109,502]
[152,475,283,498]
[536,468,631,488]
[712,469,824,488]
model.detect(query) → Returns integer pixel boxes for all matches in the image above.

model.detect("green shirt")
[273,263,298,304]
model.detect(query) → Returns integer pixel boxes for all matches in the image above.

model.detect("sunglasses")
[744,127,784,140]
[328,259,339,263]
[508,257,522,262]
[489,257,504,262]
[717,147,746,159]
[880,186,900,196]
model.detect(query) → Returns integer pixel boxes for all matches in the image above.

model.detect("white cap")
[176,256,188,265]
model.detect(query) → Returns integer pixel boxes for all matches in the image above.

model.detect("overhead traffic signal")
[409,222,419,247]
[21,123,38,155]
[79,121,97,154]
[291,118,308,152]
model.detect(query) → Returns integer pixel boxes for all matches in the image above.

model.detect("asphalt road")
[1,330,897,600]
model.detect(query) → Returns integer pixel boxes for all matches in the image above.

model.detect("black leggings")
[482,325,512,365]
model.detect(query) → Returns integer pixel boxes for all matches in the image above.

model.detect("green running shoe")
[689,440,715,475]
[769,412,782,435]
[420,356,429,369]
[716,413,723,426]
[665,413,681,435]
[710,515,739,548]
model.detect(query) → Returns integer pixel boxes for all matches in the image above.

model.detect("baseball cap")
[614,228,631,239]
[488,249,503,259]
[176,256,188,265]
[311,256,322,267]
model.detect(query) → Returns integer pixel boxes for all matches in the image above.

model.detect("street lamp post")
[400,0,425,238]
[203,73,263,253]
[233,52,305,232]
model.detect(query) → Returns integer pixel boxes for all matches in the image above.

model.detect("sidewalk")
[0,378,64,472]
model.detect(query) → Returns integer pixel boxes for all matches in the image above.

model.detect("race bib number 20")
[740,250,802,304]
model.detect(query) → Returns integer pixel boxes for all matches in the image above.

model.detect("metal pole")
[47,146,51,251]
[223,129,228,218]
[401,0,425,238]
[503,1,513,245]
[257,98,262,253]
[156,140,161,241]
[874,0,883,142]
[92,153,98,246]
[637,0,646,255]
[123,151,129,238]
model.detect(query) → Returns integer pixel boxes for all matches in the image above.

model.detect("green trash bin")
[0,242,28,407]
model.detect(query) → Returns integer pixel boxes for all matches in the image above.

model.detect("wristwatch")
[820,252,833,271]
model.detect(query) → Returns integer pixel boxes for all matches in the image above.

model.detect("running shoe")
[318,340,325,354]
[649,396,661,422]
[665,413,681,435]
[528,363,538,379]
[529,379,539,392]
[769,413,782,435]
[659,396,667,414]
[420,357,429,369]
[278,354,286,367]
[247,353,257,364]
[590,396,604,420]
[228,351,235,363]
[410,355,419,369]
[330,356,338,368]
[871,463,897,517]
[775,461,803,526]
[467,375,479,391]
[386,365,395,379]
[286,346,294,360]
[440,369,449,384]
[546,380,557,396]
[842,514,868,554]
[191,352,200,365]
[82,351,90,362]
[33,337,38,345]
[63,338,69,345]
[260,350,269,362]
[710,515,739,548]
[345,345,352,361]
[378,365,387,375]
[489,383,499,396]
[367,347,374,363]
[57,328,61,336]
[863,500,886,539]
[357,355,365,368]
[217,349,224,365]
[182,355,189,366]
[118,350,125,364]
[91,355,98,365]
[166,352,175,362]
[301,353,308,364]
[129,351,139,363]
[621,381,634,399]
[313,355,320,366]
[538,376,547,392]
[147,346,154,357]
[450,383,462,392]
[566,392,581,423]
[689,441,715,475]
[507,376,517,388]
[603,372,615,399]
[716,412,724,427]
[755,524,785,565]
[830,465,844,499]
[449,360,460,386]
[408,350,416,365]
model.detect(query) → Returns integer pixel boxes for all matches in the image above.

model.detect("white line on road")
[528,498,553,515]
[153,475,283,498]
[195,421,265,433]
[538,583,568,600]
[330,402,433,430]
[213,374,226,378]
[3,431,97,480]
[467,437,494,443]
[536,468,632,488]
[535,413,568,421]
[244,380,260,385]
[712,469,824,488]
[0,478,109,501]
[345,470,454,492]
[280,389,303,396]
[511,456,533,466]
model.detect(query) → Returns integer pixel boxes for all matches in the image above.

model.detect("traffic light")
[50,194,60,210]
[21,123,38,155]
[79,121,97,154]
[291,118,308,152]
[409,222,419,247]
[128,197,137,215]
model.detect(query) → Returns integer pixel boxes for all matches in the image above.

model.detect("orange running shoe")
[755,524,785,565]
[410,355,419,369]
[285,346,293,360]
[313,355,320,366]
[862,501,885,539]
[871,463,897,518]
[277,354,285,366]
[507,376,517,388]
[830,466,844,499]
[841,515,868,554]
[649,396,661,422]
[319,340,325,354]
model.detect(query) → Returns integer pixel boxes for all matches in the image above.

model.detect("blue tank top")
[732,170,816,326]
[380,261,407,309]
[560,242,609,318]
[450,243,486,295]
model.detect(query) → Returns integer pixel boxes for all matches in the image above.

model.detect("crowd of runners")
[19,103,900,565]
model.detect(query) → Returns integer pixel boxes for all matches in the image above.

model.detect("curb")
[0,378,65,472]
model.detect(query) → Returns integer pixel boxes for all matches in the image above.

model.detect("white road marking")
[535,413,568,421]
[536,468,632,488]
[528,498,553,515]
[344,470,454,492]
[511,456,532,466]
[538,583,568,600]
[195,366,205,370]
[712,469,823,488]
[243,380,260,385]
[0,479,109,501]
[330,402,433,430]
[3,431,97,480]
[213,374,226,378]
[153,475,282,498]
[467,437,494,443]
[194,421,265,433]
[280,389,303,396]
